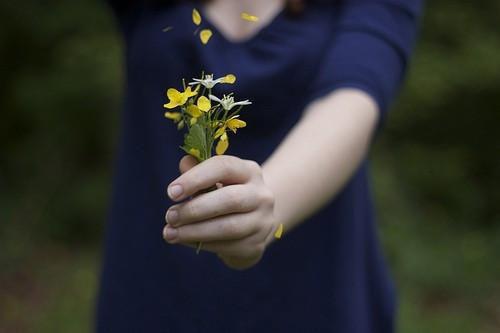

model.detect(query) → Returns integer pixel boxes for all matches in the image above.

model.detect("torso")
[96,2,396,331]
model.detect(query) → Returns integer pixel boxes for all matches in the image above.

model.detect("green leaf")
[181,123,207,161]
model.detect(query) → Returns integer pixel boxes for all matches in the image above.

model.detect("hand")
[163,155,279,270]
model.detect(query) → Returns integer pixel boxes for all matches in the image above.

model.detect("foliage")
[0,0,499,331]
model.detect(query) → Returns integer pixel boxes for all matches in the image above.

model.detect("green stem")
[228,105,244,119]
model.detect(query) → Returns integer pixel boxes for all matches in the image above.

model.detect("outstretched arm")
[163,0,423,270]
[163,88,376,270]
[262,88,377,234]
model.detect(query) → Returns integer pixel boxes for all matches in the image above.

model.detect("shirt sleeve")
[307,0,423,128]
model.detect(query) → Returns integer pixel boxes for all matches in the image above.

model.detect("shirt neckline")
[198,5,286,47]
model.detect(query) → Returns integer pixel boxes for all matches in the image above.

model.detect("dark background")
[1,1,499,331]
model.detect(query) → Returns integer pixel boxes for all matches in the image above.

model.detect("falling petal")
[192,8,202,26]
[241,12,259,22]
[274,223,284,239]
[223,74,236,84]
[197,96,211,112]
[200,29,213,44]
[162,26,174,32]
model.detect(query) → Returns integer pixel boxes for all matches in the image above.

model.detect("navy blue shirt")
[96,1,422,332]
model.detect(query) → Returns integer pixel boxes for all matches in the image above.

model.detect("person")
[96,0,423,331]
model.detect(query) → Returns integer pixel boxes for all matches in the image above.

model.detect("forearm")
[262,88,378,235]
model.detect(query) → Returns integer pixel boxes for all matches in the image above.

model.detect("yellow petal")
[164,102,178,109]
[197,96,211,112]
[189,148,201,160]
[186,104,202,118]
[274,223,284,239]
[164,111,182,121]
[222,74,236,84]
[227,118,246,132]
[183,86,198,98]
[167,88,182,101]
[200,29,213,44]
[192,8,202,26]
[216,134,229,155]
[241,12,259,22]
[214,126,226,139]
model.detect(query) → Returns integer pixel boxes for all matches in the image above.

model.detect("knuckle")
[184,201,199,219]
[225,188,245,210]
[220,218,241,237]
[258,188,275,207]
[185,173,202,192]
[245,160,261,175]
[178,227,194,243]
[215,155,233,172]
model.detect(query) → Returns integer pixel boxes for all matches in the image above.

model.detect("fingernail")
[164,225,178,241]
[166,208,179,225]
[168,184,183,200]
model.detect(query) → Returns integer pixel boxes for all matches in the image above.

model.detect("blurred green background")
[1,1,499,332]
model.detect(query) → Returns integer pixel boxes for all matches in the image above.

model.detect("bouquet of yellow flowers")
[161,9,282,255]
[163,73,251,162]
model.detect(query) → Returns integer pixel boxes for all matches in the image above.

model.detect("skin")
[164,89,378,270]
[201,0,286,42]
[163,0,379,270]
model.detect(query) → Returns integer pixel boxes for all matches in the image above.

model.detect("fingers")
[165,184,259,227]
[167,156,259,202]
[163,212,259,244]
[179,155,198,174]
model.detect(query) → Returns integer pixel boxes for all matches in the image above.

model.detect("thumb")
[179,155,198,174]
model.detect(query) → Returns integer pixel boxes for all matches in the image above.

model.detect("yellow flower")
[200,29,213,44]
[215,132,229,155]
[189,148,201,160]
[197,96,211,112]
[164,111,182,122]
[274,223,284,239]
[186,104,202,118]
[192,8,201,26]
[240,12,259,22]
[164,87,197,109]
[214,116,247,138]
